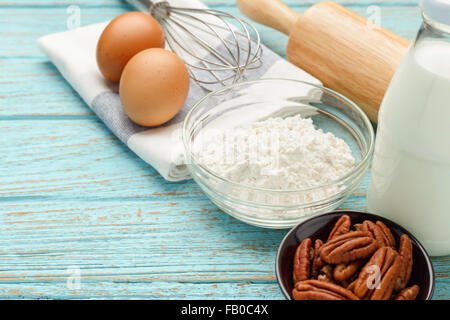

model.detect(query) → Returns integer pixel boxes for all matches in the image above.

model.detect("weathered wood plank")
[0,59,92,116]
[0,119,198,199]
[0,4,421,116]
[1,119,448,299]
[0,119,369,202]
[0,5,420,58]
[0,118,368,300]
[0,200,284,291]
[0,198,448,299]
[0,197,448,299]
[1,0,448,300]
[0,282,283,299]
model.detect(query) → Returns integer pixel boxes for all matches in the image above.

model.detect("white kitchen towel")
[37,0,320,181]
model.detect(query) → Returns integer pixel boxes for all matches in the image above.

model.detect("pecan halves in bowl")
[393,285,420,300]
[320,231,378,264]
[356,220,396,249]
[292,280,360,300]
[352,247,402,300]
[293,238,313,283]
[288,214,424,300]
[327,215,351,241]
[395,234,413,291]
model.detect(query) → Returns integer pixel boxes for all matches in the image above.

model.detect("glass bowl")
[182,79,374,228]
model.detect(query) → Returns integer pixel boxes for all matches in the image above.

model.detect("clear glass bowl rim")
[182,78,375,194]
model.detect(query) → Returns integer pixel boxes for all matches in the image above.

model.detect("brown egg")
[119,48,190,127]
[96,12,164,83]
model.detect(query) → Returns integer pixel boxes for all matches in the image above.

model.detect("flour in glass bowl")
[197,115,355,203]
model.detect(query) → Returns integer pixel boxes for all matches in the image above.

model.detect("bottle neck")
[415,12,450,46]
[422,11,450,35]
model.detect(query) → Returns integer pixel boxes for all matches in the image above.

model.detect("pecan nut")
[395,234,413,291]
[352,247,402,300]
[292,280,360,300]
[357,220,395,249]
[311,239,325,279]
[370,254,402,300]
[327,215,351,241]
[334,260,363,282]
[393,285,420,300]
[320,231,378,264]
[376,221,396,248]
[293,238,313,283]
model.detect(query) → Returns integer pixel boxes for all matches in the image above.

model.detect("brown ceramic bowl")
[276,211,435,300]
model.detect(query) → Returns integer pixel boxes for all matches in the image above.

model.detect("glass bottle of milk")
[368,0,450,256]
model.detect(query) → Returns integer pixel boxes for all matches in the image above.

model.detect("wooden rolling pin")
[237,0,410,123]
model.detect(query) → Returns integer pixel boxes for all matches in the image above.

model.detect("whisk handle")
[237,0,297,35]
[125,0,154,12]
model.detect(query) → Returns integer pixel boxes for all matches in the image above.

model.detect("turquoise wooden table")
[0,0,449,299]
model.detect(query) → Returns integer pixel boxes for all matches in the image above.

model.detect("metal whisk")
[125,0,262,90]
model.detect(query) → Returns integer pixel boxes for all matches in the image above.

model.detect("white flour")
[197,115,355,193]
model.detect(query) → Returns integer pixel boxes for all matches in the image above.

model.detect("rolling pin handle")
[237,0,297,35]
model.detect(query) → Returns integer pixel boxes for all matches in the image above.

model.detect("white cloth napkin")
[37,0,320,181]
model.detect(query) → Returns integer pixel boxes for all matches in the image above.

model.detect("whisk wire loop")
[143,1,262,91]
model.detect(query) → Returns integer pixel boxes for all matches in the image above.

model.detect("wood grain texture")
[237,0,298,35]
[287,1,409,122]
[0,0,448,300]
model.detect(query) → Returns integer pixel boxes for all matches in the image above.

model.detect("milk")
[368,41,450,256]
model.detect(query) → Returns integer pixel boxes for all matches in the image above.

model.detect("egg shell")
[119,48,190,127]
[96,11,165,83]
